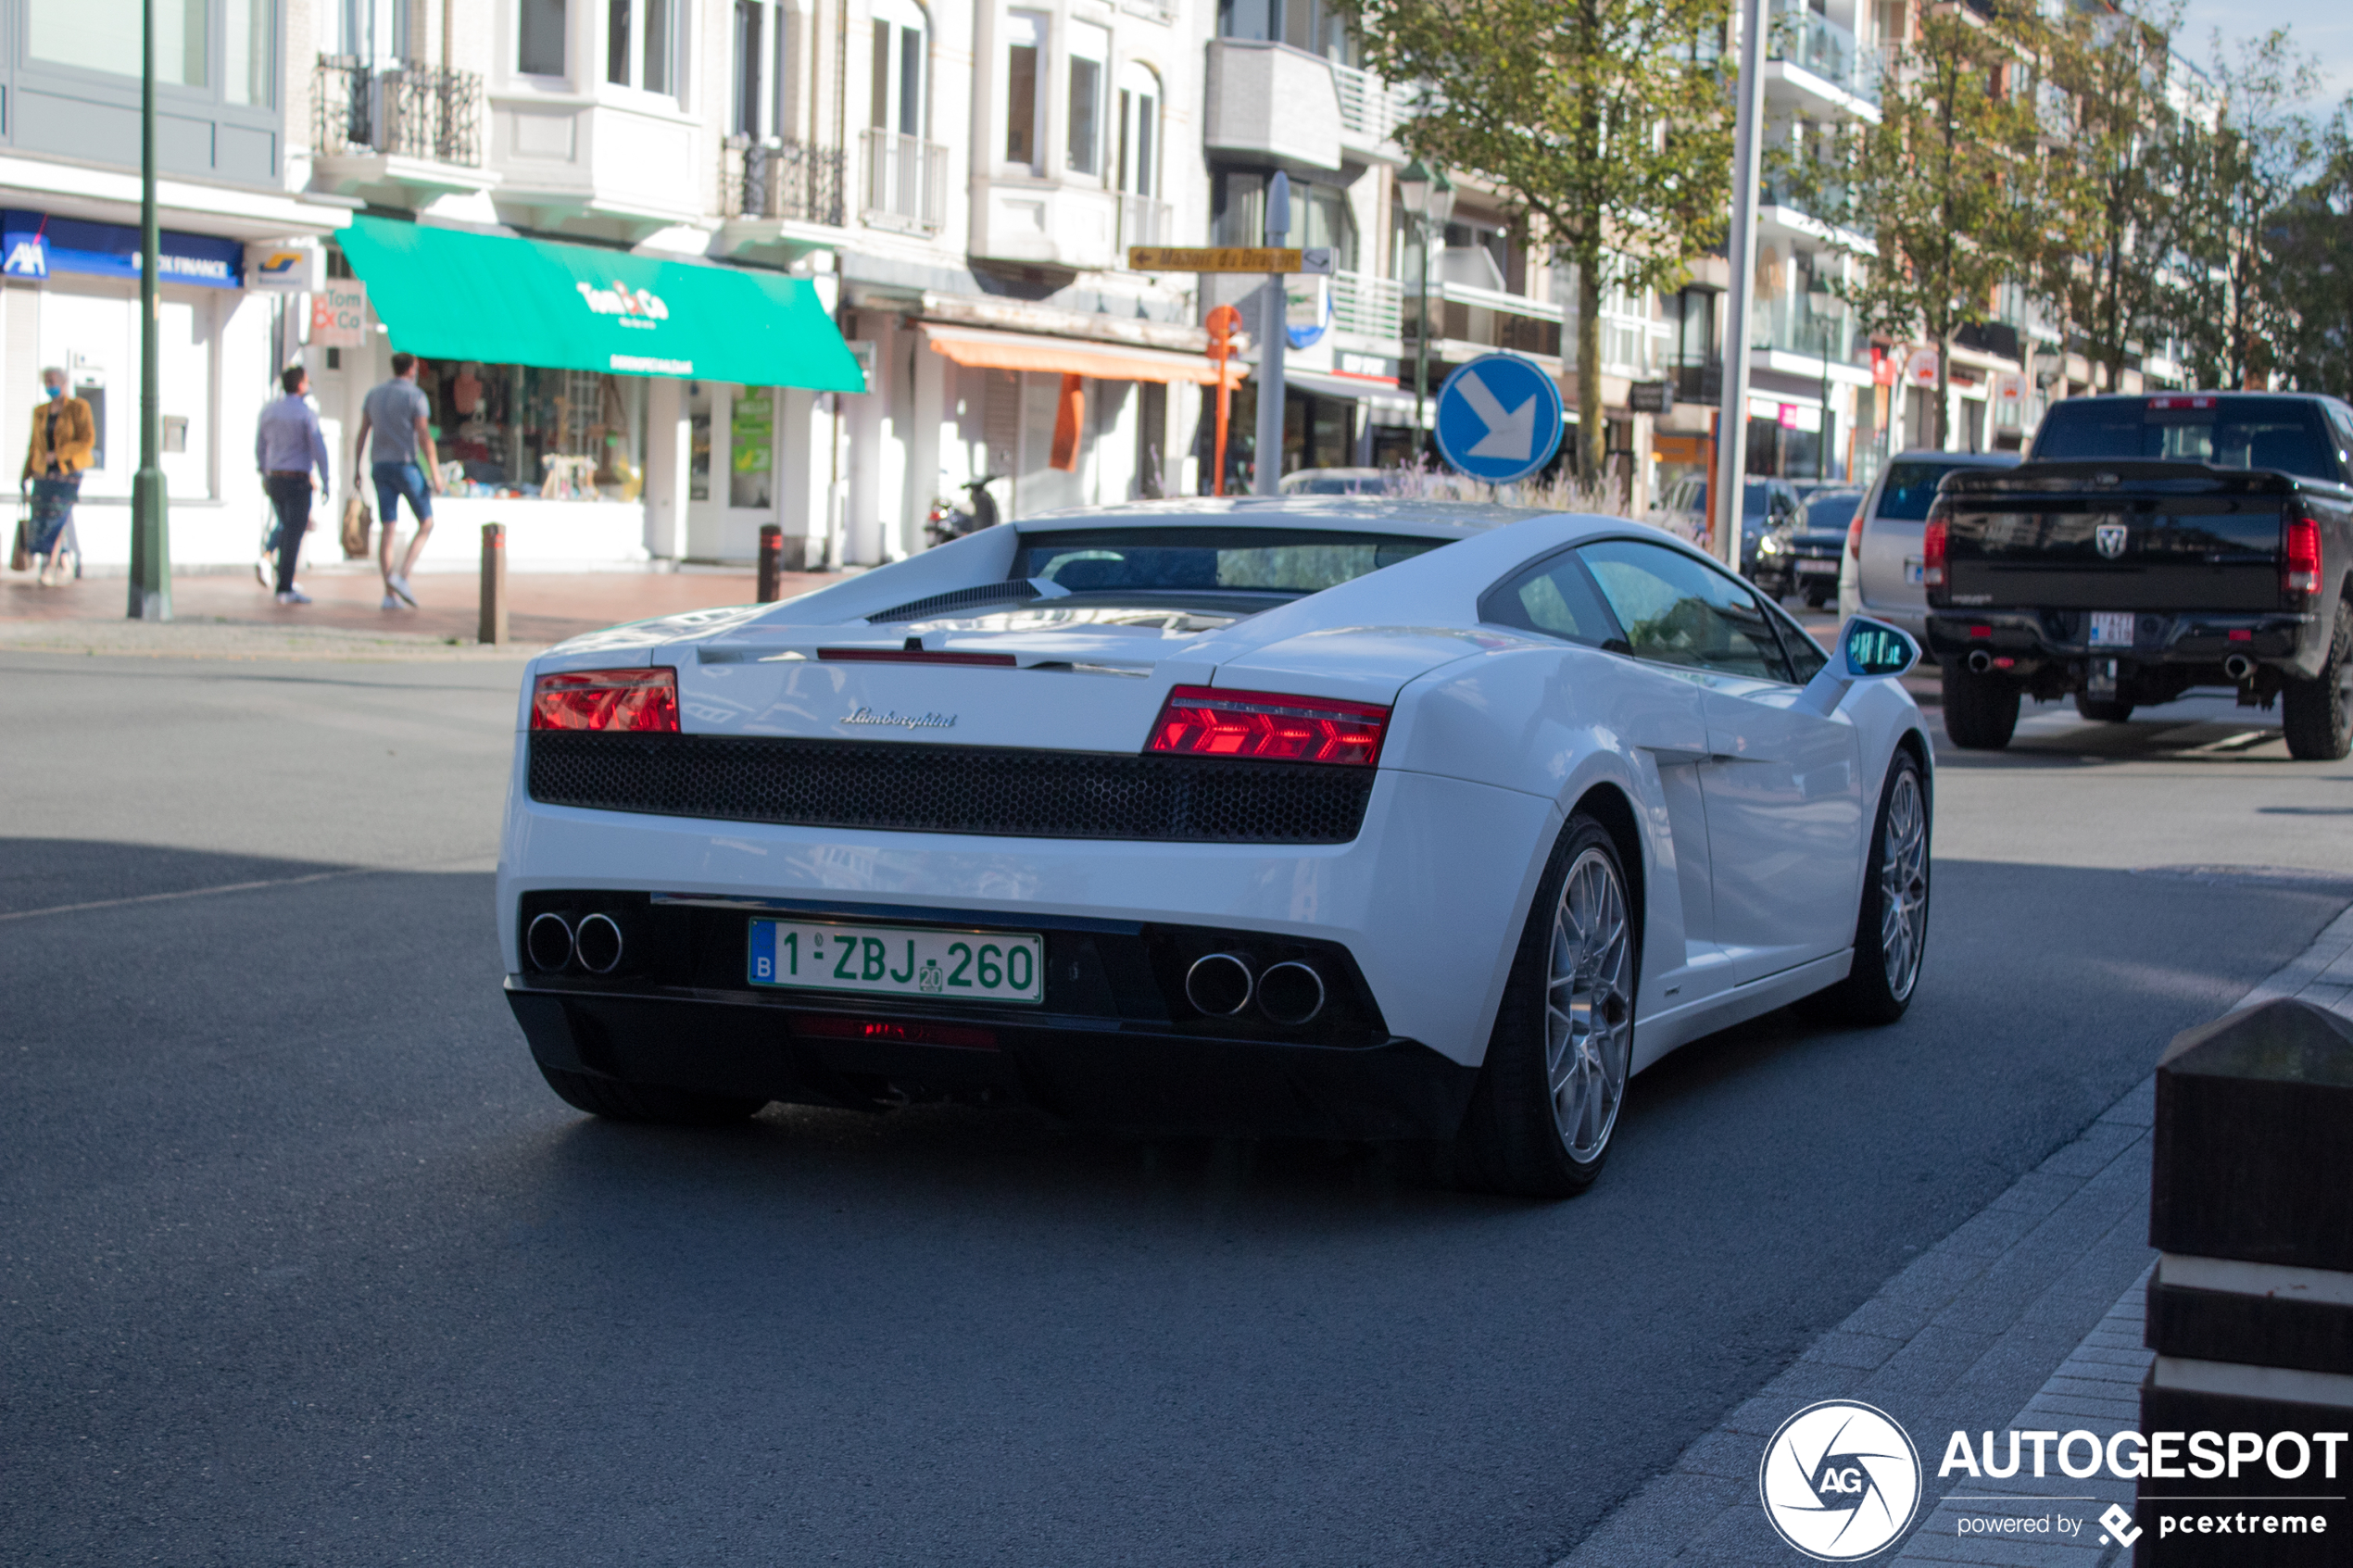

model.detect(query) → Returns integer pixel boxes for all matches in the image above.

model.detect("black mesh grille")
[528,733,1373,843]
[867,580,1038,624]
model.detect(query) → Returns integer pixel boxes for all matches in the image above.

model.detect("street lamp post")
[1397,158,1453,455]
[127,0,170,621]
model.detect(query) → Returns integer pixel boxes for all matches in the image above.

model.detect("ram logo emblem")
[2095,523,2128,559]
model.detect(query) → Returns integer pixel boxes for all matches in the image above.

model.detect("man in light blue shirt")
[354,352,442,610]
[254,364,332,605]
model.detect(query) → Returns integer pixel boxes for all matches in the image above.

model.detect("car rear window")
[1013,528,1441,597]
[1804,490,1861,531]
[1874,462,1967,521]
[2031,397,2341,482]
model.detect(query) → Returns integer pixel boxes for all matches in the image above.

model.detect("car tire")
[1806,591,1830,611]
[1940,663,2020,750]
[536,1062,769,1126]
[1797,749,1931,1027]
[1454,813,1638,1199]
[2284,603,2353,761]
[2073,695,2135,723]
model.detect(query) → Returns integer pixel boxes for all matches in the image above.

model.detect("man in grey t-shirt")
[353,351,442,609]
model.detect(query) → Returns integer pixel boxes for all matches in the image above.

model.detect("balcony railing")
[723,135,848,228]
[1751,296,1853,360]
[1768,0,1878,103]
[1117,193,1174,251]
[1762,172,1856,230]
[1406,282,1563,358]
[860,129,948,236]
[1670,359,1724,404]
[1331,270,1403,341]
[313,55,482,166]
[1332,60,1416,145]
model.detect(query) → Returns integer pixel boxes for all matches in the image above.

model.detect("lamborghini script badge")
[2095,522,2128,559]
[845,706,957,730]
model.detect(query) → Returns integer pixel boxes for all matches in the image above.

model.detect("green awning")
[335,214,865,393]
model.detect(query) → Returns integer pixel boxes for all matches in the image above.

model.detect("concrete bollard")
[757,524,784,604]
[479,522,508,646]
[2139,997,2353,1564]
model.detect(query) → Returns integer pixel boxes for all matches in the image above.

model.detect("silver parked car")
[1837,450,2022,648]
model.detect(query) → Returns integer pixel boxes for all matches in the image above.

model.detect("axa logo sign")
[576,279,669,330]
[3,236,47,279]
[1759,1401,1922,1561]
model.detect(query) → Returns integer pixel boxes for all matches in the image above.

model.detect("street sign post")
[1433,354,1565,486]
[1252,172,1290,497]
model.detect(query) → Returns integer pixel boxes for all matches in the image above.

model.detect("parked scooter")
[925,475,1002,547]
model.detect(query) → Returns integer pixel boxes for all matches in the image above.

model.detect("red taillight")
[1922,506,1950,589]
[1147,685,1390,766]
[1846,515,1864,561]
[2148,395,2217,411]
[2284,514,2322,597]
[530,668,680,732]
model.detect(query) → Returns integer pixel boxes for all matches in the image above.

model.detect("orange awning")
[923,323,1246,387]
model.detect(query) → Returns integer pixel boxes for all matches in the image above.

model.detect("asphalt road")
[4,653,2348,1567]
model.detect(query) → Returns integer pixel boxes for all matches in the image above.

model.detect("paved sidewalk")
[0,564,845,653]
[1556,902,2353,1568]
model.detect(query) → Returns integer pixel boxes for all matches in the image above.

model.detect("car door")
[1480,546,1732,1014]
[1577,538,1867,986]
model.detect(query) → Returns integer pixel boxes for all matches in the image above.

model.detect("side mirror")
[1842,617,1919,680]
[1795,616,1920,715]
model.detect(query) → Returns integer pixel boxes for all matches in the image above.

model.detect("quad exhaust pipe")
[1184,952,1327,1026]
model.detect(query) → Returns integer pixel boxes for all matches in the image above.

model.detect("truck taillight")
[1147,685,1390,766]
[2284,515,2322,598]
[531,668,680,732]
[1922,506,1950,589]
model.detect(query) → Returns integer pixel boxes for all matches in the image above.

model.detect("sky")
[2176,0,2353,107]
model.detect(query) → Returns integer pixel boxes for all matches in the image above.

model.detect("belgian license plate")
[2088,611,2135,647]
[1796,558,1838,575]
[748,919,1044,1005]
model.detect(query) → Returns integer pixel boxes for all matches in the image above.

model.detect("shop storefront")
[328,216,864,572]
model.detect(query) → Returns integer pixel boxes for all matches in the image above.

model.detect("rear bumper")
[507,981,1480,1141]
[1924,609,2321,684]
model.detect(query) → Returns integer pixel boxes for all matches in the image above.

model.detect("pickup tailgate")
[1940,462,2287,613]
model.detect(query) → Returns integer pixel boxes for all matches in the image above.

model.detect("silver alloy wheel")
[1546,847,1635,1162]
[1880,767,1930,1001]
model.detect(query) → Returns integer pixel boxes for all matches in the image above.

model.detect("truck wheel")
[2284,604,2353,761]
[2073,695,2134,723]
[537,1063,769,1126]
[1939,664,2020,750]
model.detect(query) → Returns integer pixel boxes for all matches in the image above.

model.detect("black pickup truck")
[1922,393,2353,759]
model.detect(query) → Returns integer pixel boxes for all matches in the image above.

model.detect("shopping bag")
[340,494,373,559]
[9,515,29,572]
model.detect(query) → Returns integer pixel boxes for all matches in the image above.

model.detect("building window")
[607,0,677,96]
[1066,21,1108,176]
[1214,0,1353,60]
[1215,172,1354,268]
[519,0,567,76]
[1114,62,1157,197]
[733,0,763,135]
[1003,10,1045,169]
[226,0,273,106]
[870,0,927,137]
[423,361,648,502]
[30,0,208,84]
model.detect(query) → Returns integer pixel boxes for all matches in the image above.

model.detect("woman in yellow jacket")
[21,367,94,584]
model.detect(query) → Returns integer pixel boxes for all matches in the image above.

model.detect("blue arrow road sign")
[1433,353,1565,484]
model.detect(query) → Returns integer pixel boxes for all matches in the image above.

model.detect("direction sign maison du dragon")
[1126,246,1336,275]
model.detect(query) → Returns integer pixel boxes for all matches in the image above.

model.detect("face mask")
[42,386,61,401]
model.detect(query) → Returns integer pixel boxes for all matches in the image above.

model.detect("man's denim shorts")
[371,460,433,525]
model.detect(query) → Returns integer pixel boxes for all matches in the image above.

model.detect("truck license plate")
[2088,612,2134,647]
[748,920,1045,1005]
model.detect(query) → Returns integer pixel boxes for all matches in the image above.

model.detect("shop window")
[419,360,648,501]
[730,387,775,508]
[870,0,927,138]
[1114,62,1158,198]
[31,0,207,84]
[1003,11,1045,169]
[1066,21,1108,177]
[520,0,568,76]
[607,0,677,97]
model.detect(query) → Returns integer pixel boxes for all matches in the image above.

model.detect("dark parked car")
[1769,486,1861,609]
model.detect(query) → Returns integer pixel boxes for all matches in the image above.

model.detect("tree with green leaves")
[1342,0,1731,478]
[2167,30,2325,389]
[2269,121,2353,395]
[2033,0,2183,396]
[1812,0,2049,448]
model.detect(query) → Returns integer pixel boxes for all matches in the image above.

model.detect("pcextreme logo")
[575,279,669,328]
[1759,1401,1923,1561]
